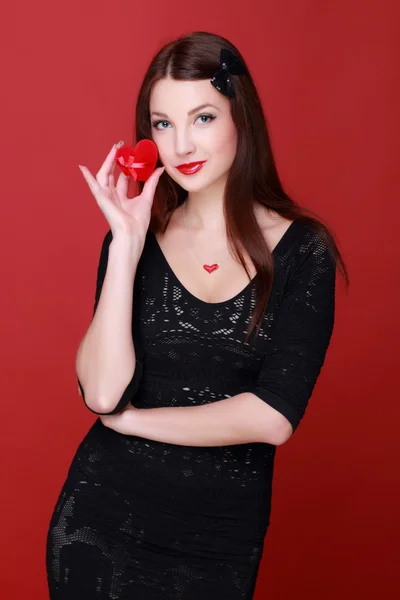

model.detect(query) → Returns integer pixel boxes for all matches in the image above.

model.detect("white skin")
[150,77,239,235]
[149,78,284,240]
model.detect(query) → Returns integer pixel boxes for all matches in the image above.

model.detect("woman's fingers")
[115,170,130,198]
[108,173,122,207]
[140,166,165,203]
[96,141,123,187]
[79,144,163,215]
[78,165,101,197]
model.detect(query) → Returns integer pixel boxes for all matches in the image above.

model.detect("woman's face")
[149,77,238,192]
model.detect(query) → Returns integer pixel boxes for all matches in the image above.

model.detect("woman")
[46,31,349,599]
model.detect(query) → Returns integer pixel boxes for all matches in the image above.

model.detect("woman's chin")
[169,173,211,192]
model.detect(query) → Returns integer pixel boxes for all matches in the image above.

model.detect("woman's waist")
[69,419,276,506]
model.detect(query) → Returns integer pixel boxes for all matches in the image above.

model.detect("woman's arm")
[76,232,143,414]
[100,392,289,446]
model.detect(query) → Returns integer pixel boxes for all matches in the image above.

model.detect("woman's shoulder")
[282,220,336,280]
[257,212,335,281]
[258,212,313,256]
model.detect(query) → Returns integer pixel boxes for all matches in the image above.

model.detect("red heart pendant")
[115,139,159,182]
[203,264,219,273]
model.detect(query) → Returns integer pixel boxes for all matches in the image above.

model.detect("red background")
[1,1,399,598]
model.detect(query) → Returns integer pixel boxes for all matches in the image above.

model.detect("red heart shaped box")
[115,140,159,182]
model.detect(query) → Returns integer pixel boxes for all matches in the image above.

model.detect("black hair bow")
[210,48,247,98]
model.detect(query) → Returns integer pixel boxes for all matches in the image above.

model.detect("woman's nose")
[174,130,196,156]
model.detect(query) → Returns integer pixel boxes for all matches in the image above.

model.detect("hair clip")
[210,48,247,98]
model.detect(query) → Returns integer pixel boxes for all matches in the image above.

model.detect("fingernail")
[118,140,124,147]
[78,165,84,170]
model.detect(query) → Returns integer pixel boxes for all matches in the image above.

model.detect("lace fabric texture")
[46,220,336,599]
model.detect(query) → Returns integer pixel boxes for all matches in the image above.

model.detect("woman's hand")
[78,141,164,242]
[100,404,139,435]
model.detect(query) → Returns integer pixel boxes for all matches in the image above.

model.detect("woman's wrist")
[109,233,143,263]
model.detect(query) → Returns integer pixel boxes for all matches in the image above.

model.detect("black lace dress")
[46,220,336,599]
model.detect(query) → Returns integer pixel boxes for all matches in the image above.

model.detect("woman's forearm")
[101,393,291,446]
[76,235,142,413]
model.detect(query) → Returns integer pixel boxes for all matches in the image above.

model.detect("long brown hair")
[134,31,349,342]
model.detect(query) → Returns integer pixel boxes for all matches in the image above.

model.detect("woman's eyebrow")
[150,103,221,118]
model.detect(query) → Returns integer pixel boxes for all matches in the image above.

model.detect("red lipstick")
[175,161,207,175]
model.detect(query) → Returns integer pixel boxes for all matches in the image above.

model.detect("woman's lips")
[175,161,207,175]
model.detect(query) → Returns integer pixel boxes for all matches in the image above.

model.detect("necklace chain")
[182,198,232,270]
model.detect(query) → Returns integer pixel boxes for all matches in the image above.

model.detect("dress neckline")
[149,220,298,308]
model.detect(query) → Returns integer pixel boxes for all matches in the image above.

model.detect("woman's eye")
[151,114,216,130]
[197,114,216,124]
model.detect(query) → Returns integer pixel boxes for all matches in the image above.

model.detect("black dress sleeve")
[77,229,144,415]
[248,229,336,434]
